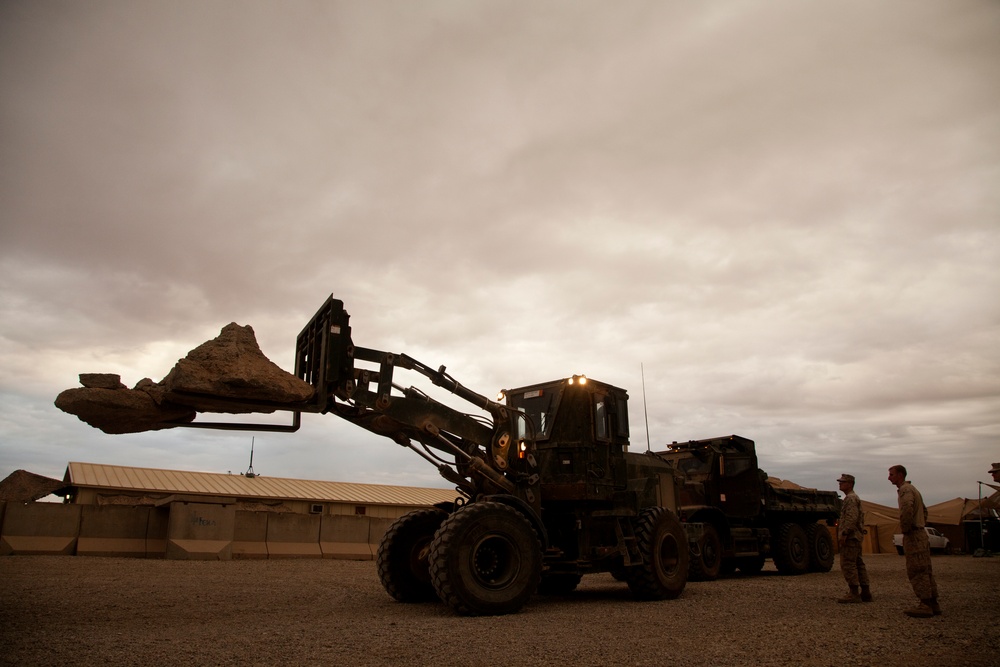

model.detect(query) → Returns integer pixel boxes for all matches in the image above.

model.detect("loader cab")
[503,376,630,503]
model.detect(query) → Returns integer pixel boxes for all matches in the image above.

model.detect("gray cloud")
[2,0,998,507]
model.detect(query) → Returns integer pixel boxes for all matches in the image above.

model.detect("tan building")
[1,463,458,560]
[63,462,458,518]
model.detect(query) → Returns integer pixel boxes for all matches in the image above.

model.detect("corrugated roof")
[65,462,458,507]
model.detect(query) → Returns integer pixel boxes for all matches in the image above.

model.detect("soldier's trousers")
[839,538,869,587]
[902,529,938,600]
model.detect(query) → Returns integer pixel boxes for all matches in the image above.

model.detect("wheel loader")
[107,295,694,615]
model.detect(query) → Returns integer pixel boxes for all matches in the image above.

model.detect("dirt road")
[1,554,996,666]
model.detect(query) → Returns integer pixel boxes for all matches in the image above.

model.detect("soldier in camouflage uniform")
[888,465,940,618]
[836,473,871,603]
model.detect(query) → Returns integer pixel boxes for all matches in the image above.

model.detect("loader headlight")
[496,390,506,402]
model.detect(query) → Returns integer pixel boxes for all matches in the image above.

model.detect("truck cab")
[667,434,763,520]
[656,435,839,579]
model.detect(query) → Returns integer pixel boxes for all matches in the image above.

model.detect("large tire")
[771,523,809,575]
[537,573,583,595]
[428,502,542,616]
[625,507,689,600]
[688,523,723,581]
[807,523,835,572]
[376,507,448,603]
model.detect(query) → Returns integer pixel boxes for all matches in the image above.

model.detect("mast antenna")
[641,363,652,453]
[245,437,257,478]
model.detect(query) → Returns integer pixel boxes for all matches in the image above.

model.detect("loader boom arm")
[185,296,540,506]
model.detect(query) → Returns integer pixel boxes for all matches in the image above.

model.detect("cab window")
[594,397,608,440]
[511,388,556,440]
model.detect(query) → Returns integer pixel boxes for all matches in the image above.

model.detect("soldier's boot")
[860,585,873,602]
[929,598,942,616]
[837,586,862,604]
[903,600,935,618]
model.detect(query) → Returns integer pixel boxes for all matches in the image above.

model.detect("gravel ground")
[1,553,997,667]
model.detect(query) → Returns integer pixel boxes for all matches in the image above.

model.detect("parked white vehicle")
[893,526,949,555]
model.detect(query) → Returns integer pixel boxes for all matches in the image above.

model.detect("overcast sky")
[2,1,998,508]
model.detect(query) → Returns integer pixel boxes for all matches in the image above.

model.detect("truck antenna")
[244,437,257,478]
[641,363,652,453]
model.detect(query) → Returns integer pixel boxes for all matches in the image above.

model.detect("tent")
[859,500,900,553]
[860,488,1000,554]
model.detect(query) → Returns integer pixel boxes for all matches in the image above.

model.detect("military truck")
[653,435,840,580]
[71,295,693,616]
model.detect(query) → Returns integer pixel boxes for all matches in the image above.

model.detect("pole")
[641,363,651,453]
[978,481,985,551]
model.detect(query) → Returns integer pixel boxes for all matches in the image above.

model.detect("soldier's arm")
[840,497,859,539]
[898,487,916,533]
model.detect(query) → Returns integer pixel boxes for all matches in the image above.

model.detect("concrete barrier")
[0,501,427,560]
[369,516,394,557]
[147,506,169,557]
[266,513,321,558]
[0,502,81,555]
[321,515,374,559]
[233,511,269,559]
[165,502,236,560]
[78,505,154,557]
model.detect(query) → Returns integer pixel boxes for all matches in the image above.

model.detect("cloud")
[1,0,998,508]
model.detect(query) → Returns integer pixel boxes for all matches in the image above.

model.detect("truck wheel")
[626,507,689,600]
[376,507,448,603]
[428,502,541,616]
[688,523,722,581]
[537,573,583,595]
[806,523,835,572]
[772,523,809,575]
[736,554,765,575]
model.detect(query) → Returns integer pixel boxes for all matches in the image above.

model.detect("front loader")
[85,295,694,615]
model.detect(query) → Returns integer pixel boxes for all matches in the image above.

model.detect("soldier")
[989,462,1000,484]
[888,464,940,618]
[835,473,871,603]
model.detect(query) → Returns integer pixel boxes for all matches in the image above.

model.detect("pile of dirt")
[54,323,314,434]
[0,470,68,502]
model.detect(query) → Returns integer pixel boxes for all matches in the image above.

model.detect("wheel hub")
[472,535,521,589]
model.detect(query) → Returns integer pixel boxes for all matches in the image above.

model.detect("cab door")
[717,452,762,519]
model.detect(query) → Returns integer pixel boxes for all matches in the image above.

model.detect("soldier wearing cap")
[888,464,940,618]
[989,462,1000,484]
[836,473,871,603]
